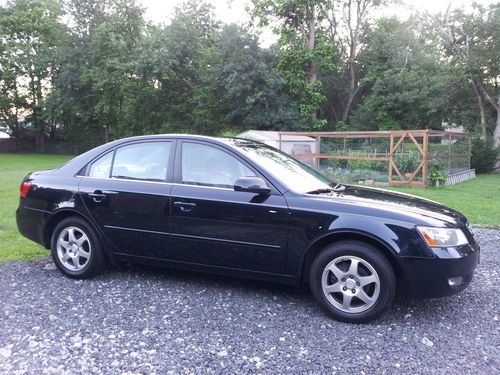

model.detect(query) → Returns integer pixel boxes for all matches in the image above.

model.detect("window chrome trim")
[171,183,234,191]
[79,175,172,186]
[80,177,237,191]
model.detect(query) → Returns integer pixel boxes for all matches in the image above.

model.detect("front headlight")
[417,226,469,247]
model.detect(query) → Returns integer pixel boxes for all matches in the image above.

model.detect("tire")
[50,217,106,279]
[309,240,396,323]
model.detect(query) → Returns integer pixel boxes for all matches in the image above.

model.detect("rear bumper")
[398,246,479,298]
[16,204,49,247]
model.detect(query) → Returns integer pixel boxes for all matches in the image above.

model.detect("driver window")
[181,142,255,188]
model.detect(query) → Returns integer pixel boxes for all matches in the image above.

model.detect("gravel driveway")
[1,229,499,374]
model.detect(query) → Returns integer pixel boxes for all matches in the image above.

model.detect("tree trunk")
[494,95,500,147]
[473,76,500,146]
[341,0,361,122]
[309,59,317,123]
[305,6,317,123]
[472,82,487,139]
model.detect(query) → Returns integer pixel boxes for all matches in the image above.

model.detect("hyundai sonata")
[16,135,479,323]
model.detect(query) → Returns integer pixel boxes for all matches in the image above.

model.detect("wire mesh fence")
[278,130,472,187]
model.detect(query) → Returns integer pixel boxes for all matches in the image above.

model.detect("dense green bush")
[429,165,447,187]
[471,138,498,174]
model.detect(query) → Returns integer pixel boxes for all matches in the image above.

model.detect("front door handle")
[173,201,196,212]
[89,190,107,202]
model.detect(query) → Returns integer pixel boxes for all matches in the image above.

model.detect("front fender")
[284,197,435,278]
[328,215,433,258]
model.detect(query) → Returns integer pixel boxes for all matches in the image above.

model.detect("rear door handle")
[89,190,107,202]
[173,201,196,212]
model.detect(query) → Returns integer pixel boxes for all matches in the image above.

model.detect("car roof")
[52,134,263,176]
[116,133,258,144]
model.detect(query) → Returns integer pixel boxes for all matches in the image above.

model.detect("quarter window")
[88,152,113,178]
[110,142,171,182]
[181,143,255,188]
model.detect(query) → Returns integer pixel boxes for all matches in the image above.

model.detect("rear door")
[79,140,175,259]
[168,140,290,275]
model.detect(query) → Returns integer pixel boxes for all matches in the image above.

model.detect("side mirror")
[234,177,271,195]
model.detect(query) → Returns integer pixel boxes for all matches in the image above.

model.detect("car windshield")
[230,139,334,193]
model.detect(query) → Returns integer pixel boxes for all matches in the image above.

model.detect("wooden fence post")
[448,133,452,172]
[422,130,429,186]
[388,133,394,185]
[315,136,321,168]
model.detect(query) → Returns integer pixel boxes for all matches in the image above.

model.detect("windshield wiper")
[332,183,347,192]
[307,188,335,194]
[307,184,348,195]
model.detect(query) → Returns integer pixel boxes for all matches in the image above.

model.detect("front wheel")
[50,217,106,279]
[309,241,396,323]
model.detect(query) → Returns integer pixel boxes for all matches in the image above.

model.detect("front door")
[169,141,290,275]
[79,140,175,259]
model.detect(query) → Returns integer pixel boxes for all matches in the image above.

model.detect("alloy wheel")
[321,255,380,313]
[56,226,92,271]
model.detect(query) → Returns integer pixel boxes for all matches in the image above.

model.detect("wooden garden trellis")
[277,130,470,188]
[388,130,427,187]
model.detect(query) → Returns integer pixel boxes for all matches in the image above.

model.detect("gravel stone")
[421,337,434,347]
[0,228,499,374]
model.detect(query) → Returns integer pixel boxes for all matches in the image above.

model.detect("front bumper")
[398,245,480,298]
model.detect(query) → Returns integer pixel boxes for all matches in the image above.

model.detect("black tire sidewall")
[310,241,396,323]
[50,217,104,279]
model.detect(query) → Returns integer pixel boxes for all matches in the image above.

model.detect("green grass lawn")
[0,153,73,262]
[386,174,500,228]
[0,153,498,263]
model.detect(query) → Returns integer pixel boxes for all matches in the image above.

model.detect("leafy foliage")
[0,0,63,147]
[0,0,498,147]
[193,24,303,133]
[350,17,467,131]
[429,166,447,187]
[471,138,498,174]
[252,0,331,128]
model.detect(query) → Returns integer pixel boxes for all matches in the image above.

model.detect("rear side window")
[111,142,171,182]
[88,142,172,182]
[88,152,112,178]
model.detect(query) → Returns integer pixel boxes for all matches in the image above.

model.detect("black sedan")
[16,135,479,323]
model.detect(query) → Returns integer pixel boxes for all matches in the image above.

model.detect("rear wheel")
[50,217,105,279]
[309,240,396,323]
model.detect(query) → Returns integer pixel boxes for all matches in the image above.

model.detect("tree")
[89,0,145,139]
[193,24,302,133]
[349,17,470,131]
[49,0,145,143]
[430,3,499,143]
[252,0,331,128]
[47,0,108,144]
[133,0,220,134]
[0,0,63,149]
[0,35,26,139]
[323,0,385,122]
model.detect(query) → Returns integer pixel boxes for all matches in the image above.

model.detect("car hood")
[310,185,467,226]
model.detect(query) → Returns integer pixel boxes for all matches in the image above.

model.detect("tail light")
[20,181,32,198]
